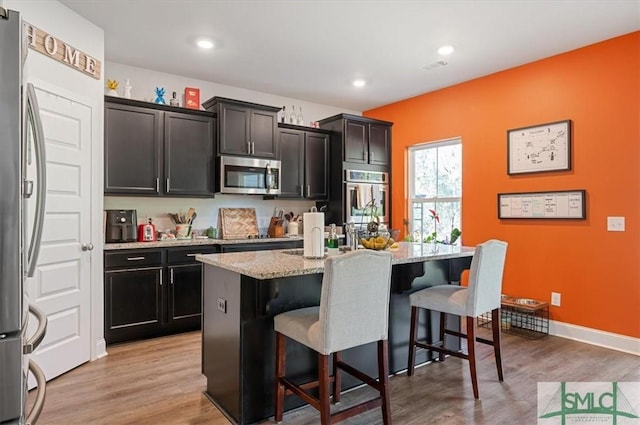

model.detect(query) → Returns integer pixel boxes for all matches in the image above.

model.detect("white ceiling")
[60,0,640,111]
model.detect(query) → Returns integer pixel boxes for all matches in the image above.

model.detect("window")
[408,138,462,243]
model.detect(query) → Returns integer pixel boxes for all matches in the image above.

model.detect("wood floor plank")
[29,328,639,425]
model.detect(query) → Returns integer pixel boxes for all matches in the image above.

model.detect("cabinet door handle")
[160,272,163,286]
[170,268,174,284]
[370,151,374,162]
[306,185,310,197]
[126,256,145,261]
[247,141,251,155]
[156,178,160,192]
[251,142,255,155]
[166,178,170,191]
[300,185,304,197]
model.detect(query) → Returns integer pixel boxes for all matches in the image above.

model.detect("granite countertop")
[196,242,475,280]
[104,236,304,251]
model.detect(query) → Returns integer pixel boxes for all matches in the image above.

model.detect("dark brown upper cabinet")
[202,96,280,159]
[104,96,215,197]
[320,113,392,168]
[278,125,329,200]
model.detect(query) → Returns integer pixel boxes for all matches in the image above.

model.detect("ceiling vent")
[423,60,448,70]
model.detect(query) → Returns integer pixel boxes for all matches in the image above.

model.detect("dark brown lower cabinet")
[104,250,165,344]
[105,242,303,345]
[104,246,217,345]
[167,263,202,329]
[105,267,164,340]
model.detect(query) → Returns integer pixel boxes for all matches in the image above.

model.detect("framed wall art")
[498,189,586,219]
[507,120,571,175]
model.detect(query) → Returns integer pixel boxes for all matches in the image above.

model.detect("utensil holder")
[268,217,284,238]
[175,224,191,239]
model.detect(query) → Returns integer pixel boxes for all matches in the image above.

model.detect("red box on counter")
[184,87,200,110]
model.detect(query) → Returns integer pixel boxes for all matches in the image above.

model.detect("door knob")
[82,243,94,251]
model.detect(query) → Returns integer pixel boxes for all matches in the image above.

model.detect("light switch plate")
[607,216,625,232]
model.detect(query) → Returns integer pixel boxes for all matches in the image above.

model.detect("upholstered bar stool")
[407,239,508,399]
[274,250,393,424]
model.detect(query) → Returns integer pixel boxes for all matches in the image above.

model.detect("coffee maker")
[105,209,137,243]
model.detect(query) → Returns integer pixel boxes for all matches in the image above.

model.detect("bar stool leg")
[378,340,392,425]
[318,354,331,425]
[274,332,286,422]
[466,316,479,399]
[407,306,418,376]
[438,312,446,362]
[491,308,504,381]
[332,352,342,403]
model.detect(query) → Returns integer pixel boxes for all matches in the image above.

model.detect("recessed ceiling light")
[197,39,214,49]
[437,45,454,56]
[352,79,366,88]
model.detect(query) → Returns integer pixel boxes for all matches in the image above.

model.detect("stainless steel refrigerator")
[0,7,48,425]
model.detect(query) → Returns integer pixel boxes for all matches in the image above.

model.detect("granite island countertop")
[196,242,475,280]
[104,235,304,250]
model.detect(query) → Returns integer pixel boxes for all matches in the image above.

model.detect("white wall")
[6,0,104,97]
[105,61,360,123]
[104,61,361,232]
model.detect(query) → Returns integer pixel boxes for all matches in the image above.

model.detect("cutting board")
[219,208,259,239]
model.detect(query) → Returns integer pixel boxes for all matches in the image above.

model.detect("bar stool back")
[407,239,508,399]
[274,249,393,424]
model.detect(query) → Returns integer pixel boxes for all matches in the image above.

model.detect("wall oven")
[218,156,281,195]
[344,169,389,226]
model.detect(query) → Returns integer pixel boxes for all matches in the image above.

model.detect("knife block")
[268,217,285,238]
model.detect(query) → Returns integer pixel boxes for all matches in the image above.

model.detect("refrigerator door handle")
[24,303,48,354]
[26,359,47,425]
[25,83,47,278]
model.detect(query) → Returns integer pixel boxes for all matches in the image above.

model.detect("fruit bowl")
[359,231,394,250]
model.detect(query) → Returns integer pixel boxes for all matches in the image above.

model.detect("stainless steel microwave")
[218,156,281,195]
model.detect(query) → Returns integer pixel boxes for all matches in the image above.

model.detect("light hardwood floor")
[30,328,639,425]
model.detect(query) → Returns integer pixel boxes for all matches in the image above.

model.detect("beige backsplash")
[104,195,316,235]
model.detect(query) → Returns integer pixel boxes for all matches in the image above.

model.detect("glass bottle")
[280,106,286,123]
[297,106,304,126]
[327,223,339,254]
[289,105,296,124]
[169,91,179,107]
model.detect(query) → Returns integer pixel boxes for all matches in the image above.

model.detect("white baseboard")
[550,320,640,356]
[94,338,108,360]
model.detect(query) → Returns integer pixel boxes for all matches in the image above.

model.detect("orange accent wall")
[365,32,640,339]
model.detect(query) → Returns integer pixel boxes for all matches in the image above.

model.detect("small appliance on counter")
[105,209,137,243]
[137,218,157,242]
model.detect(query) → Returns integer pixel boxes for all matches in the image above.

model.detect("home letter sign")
[24,22,102,80]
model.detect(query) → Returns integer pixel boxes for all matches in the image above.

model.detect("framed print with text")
[507,120,571,175]
[498,189,586,219]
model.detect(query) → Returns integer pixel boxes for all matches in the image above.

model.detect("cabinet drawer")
[166,246,219,264]
[105,250,164,269]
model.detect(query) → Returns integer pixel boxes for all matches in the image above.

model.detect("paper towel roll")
[303,212,325,258]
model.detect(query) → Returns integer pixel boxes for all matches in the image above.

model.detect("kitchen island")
[196,243,474,425]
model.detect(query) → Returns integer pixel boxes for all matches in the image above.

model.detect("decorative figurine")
[123,79,132,99]
[106,79,119,97]
[154,87,166,105]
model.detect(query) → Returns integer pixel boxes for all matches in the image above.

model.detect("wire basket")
[479,295,549,339]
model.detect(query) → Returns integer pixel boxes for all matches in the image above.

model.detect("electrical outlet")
[551,292,561,307]
[217,297,227,313]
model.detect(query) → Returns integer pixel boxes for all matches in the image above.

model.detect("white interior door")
[27,85,92,381]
